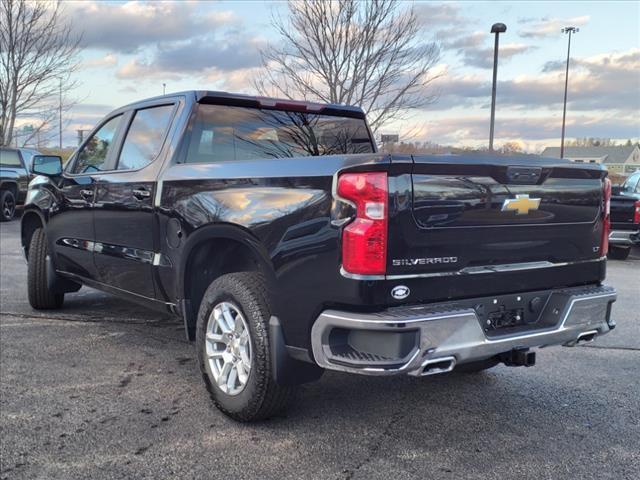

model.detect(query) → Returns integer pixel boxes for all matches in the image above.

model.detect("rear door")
[92,102,176,298]
[387,155,605,278]
[48,114,125,279]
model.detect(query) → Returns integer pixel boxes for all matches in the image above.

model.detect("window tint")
[0,150,22,167]
[185,105,374,163]
[118,104,174,170]
[73,115,122,174]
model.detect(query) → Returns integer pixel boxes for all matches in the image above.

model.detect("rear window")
[184,104,373,163]
[1,150,22,167]
[622,173,640,193]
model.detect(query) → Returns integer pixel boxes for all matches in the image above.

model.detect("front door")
[93,103,175,299]
[48,114,124,280]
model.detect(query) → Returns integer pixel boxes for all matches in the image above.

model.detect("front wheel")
[0,190,16,221]
[196,272,294,421]
[608,246,631,260]
[27,228,64,309]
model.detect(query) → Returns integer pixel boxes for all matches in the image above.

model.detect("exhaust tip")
[419,356,456,376]
[576,330,598,344]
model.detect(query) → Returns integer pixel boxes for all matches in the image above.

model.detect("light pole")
[489,22,506,152]
[560,26,578,159]
[59,77,63,149]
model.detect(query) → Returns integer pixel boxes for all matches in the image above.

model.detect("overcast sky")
[55,1,639,151]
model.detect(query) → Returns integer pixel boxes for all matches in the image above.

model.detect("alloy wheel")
[205,302,252,395]
[2,195,15,219]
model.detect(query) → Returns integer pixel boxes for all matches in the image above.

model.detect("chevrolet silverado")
[21,91,617,421]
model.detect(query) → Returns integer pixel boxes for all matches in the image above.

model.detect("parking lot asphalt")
[1,219,639,480]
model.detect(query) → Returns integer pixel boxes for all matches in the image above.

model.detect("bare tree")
[255,0,441,133]
[0,0,81,147]
[568,137,615,147]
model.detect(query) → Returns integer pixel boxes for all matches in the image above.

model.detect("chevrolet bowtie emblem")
[501,194,541,215]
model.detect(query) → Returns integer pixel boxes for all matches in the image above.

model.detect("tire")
[0,190,16,222]
[455,358,500,374]
[27,228,64,309]
[196,272,294,422]
[608,246,631,260]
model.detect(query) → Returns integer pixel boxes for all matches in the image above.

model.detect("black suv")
[21,91,617,421]
[0,147,41,221]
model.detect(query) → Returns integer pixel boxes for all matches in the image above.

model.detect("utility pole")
[76,129,89,146]
[489,23,507,152]
[59,77,63,149]
[560,27,578,159]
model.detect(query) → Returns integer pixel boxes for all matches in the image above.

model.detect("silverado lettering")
[392,257,459,266]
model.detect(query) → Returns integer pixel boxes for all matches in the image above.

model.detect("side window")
[622,173,640,193]
[117,104,174,170]
[73,115,122,174]
[0,150,22,167]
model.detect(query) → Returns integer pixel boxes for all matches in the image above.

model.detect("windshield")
[185,104,374,163]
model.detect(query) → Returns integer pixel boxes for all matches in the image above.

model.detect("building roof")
[541,146,637,164]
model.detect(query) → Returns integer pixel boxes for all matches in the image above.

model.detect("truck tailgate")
[610,195,639,228]
[387,155,606,278]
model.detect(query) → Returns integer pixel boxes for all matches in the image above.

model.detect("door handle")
[80,189,94,199]
[132,188,151,200]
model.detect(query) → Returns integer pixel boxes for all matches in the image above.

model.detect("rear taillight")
[337,172,388,275]
[634,200,640,224]
[600,177,611,256]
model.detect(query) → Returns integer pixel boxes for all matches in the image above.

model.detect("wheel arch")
[0,179,18,196]
[21,208,46,260]
[178,223,277,341]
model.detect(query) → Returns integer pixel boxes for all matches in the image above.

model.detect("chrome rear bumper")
[609,229,640,246]
[311,285,617,377]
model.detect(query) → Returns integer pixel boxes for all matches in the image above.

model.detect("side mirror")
[31,155,63,176]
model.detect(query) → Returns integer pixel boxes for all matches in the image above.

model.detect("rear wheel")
[27,228,64,309]
[608,246,631,260]
[0,190,16,222]
[196,272,294,421]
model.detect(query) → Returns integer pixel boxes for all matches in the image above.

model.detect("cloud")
[410,48,640,148]
[66,1,237,53]
[458,43,535,69]
[82,54,118,69]
[204,67,264,94]
[427,48,640,113]
[519,15,589,38]
[115,33,265,80]
[415,3,463,26]
[154,36,265,73]
[440,29,534,69]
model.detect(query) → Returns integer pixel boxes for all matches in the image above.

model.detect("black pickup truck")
[21,91,617,421]
[0,147,41,221]
[608,171,640,260]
